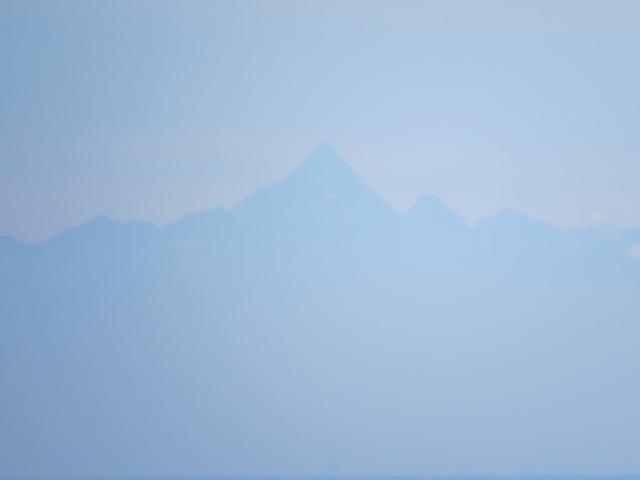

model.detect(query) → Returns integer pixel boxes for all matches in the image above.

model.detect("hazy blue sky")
[2,0,640,240]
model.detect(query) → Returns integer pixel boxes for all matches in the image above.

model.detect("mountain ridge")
[2,145,640,477]
[5,145,637,248]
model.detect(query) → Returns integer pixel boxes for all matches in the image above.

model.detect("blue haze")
[1,145,640,477]
[2,1,640,477]
[3,1,640,239]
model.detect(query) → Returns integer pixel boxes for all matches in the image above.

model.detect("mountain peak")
[266,143,365,198]
[235,144,394,222]
[303,142,340,161]
[295,143,357,178]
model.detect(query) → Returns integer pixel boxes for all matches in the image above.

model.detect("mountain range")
[1,144,640,477]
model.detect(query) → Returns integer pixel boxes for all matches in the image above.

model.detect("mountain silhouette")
[1,145,640,477]
[236,143,395,229]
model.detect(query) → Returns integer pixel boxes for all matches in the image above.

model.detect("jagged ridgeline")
[2,145,640,476]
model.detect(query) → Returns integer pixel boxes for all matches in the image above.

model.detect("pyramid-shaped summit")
[291,143,361,185]
[300,143,349,169]
[258,143,367,199]
[235,144,392,222]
